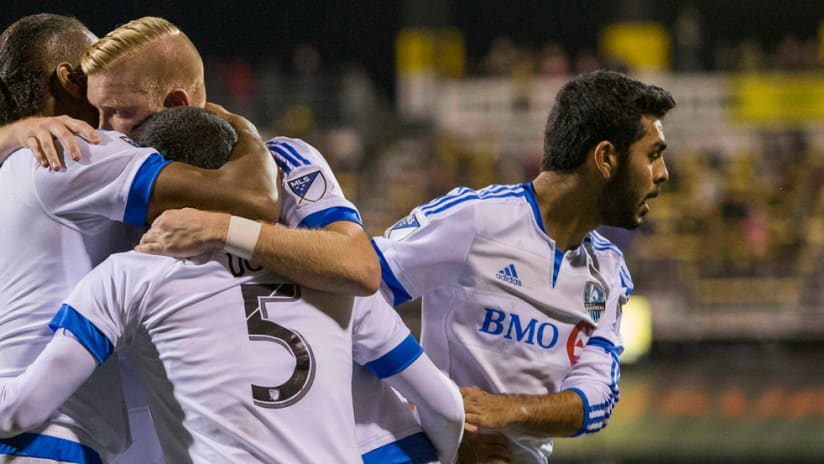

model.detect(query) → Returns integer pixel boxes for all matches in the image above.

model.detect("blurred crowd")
[201,16,824,337]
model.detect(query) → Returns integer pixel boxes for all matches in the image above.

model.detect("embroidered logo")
[385,214,421,241]
[496,264,522,287]
[583,281,606,323]
[287,170,327,203]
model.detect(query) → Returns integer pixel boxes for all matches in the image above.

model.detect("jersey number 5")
[242,283,316,408]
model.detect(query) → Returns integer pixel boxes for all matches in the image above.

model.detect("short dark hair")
[130,106,238,169]
[0,14,94,125]
[542,70,676,172]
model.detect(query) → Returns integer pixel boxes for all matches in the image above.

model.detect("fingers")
[134,242,164,255]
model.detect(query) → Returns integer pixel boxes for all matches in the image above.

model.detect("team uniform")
[352,293,464,464]
[0,136,460,462]
[372,183,630,463]
[0,132,169,462]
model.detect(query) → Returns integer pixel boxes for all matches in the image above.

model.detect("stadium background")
[4,1,824,462]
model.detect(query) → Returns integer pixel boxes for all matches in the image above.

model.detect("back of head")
[82,16,205,106]
[129,106,237,169]
[0,13,96,124]
[542,70,676,172]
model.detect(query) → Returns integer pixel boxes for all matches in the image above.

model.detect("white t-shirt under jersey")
[0,131,168,460]
[372,183,630,463]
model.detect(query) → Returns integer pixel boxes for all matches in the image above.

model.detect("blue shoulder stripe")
[418,186,473,214]
[363,334,423,379]
[271,141,311,166]
[267,143,298,173]
[422,186,527,217]
[49,304,113,366]
[124,153,170,226]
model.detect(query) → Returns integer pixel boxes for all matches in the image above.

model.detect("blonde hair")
[81,16,180,74]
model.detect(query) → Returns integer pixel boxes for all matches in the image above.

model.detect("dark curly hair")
[130,106,238,169]
[542,70,676,172]
[0,14,94,125]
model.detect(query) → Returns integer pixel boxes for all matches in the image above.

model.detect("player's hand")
[136,208,229,258]
[461,387,517,432]
[10,116,100,170]
[457,430,510,463]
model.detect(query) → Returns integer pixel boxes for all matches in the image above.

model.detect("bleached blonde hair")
[81,16,180,74]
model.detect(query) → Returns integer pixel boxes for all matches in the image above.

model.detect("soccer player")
[81,16,379,296]
[0,106,463,464]
[369,70,676,463]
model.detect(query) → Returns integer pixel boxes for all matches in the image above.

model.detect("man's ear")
[54,63,84,99]
[592,141,620,179]
[163,89,191,108]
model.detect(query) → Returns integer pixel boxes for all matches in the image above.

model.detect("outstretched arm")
[0,116,100,169]
[383,355,464,464]
[0,333,96,437]
[136,209,379,295]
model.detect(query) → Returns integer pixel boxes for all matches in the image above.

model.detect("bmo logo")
[478,308,559,349]
[478,308,593,363]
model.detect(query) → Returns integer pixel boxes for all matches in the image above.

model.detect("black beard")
[598,161,640,230]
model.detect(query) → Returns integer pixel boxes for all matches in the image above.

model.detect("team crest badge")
[583,281,606,323]
[385,214,421,241]
[287,170,327,204]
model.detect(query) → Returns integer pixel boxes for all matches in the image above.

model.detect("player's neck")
[532,170,600,251]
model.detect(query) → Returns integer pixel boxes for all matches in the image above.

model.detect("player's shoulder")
[415,183,532,221]
[265,136,327,172]
[585,230,632,280]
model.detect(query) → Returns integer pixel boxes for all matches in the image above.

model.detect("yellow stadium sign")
[729,73,824,122]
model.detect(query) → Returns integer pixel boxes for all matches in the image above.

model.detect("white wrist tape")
[224,216,262,261]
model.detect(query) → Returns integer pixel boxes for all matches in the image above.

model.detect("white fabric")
[56,250,368,464]
[0,131,162,460]
[266,137,360,227]
[372,183,631,463]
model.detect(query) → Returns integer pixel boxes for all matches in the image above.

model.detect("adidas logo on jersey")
[496,264,522,287]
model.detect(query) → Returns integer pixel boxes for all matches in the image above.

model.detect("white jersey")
[351,295,438,464]
[267,136,361,228]
[51,250,365,464]
[372,183,631,463]
[0,131,169,461]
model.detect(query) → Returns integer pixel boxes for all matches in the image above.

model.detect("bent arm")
[383,355,464,464]
[145,110,280,223]
[0,333,96,437]
[138,211,380,295]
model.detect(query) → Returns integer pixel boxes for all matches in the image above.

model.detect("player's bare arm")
[145,105,281,223]
[138,209,380,295]
[0,115,100,169]
[461,386,583,437]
